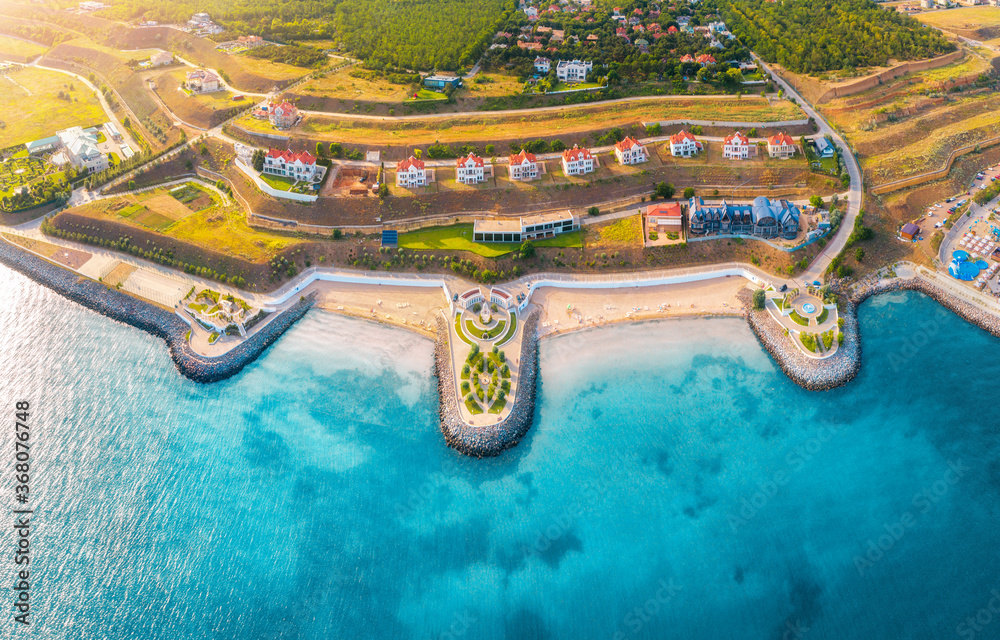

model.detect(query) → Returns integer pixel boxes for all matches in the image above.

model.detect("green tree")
[683,187,695,199]
[752,288,766,310]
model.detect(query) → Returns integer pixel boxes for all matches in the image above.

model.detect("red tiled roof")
[509,150,537,165]
[265,149,316,165]
[397,156,425,171]
[457,153,484,168]
[562,145,592,162]
[272,101,297,115]
[646,202,683,218]
[724,132,749,146]
[670,130,696,144]
[680,54,695,63]
[768,132,795,146]
[696,54,716,64]
[615,136,643,151]
[667,25,678,33]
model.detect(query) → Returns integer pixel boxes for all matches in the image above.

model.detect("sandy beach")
[531,277,749,337]
[304,280,451,338]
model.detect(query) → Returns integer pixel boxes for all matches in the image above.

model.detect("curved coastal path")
[751,55,864,285]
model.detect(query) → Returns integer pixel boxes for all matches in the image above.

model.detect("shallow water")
[1,265,998,640]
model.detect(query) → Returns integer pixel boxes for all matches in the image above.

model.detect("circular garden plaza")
[449,287,524,425]
[762,286,842,358]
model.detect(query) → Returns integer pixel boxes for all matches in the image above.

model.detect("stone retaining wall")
[434,310,540,457]
[0,238,314,383]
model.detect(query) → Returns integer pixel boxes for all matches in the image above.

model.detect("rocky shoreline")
[434,310,541,458]
[0,238,314,383]
[742,273,1000,391]
[739,288,861,391]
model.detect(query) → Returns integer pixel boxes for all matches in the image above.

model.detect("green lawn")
[488,396,507,414]
[790,310,810,326]
[454,312,474,344]
[259,172,296,192]
[408,88,447,101]
[497,312,518,346]
[465,317,507,340]
[400,224,581,257]
[550,82,602,92]
[0,68,105,149]
[817,307,830,324]
[465,395,484,415]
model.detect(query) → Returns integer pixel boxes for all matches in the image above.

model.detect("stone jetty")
[742,272,1000,391]
[434,310,541,457]
[0,238,314,383]
[739,289,860,391]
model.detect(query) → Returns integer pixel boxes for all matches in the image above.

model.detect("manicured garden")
[460,343,511,416]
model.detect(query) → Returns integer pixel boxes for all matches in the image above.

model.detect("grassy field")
[587,216,643,248]
[399,223,582,257]
[0,67,105,148]
[915,7,1000,38]
[0,34,48,58]
[234,97,805,147]
[295,70,524,107]
[80,182,219,231]
[259,172,296,191]
[68,181,293,262]
[236,54,315,82]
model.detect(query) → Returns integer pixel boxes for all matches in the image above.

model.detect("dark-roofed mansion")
[687,196,800,240]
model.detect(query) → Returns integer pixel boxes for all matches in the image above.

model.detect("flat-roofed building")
[473,211,578,242]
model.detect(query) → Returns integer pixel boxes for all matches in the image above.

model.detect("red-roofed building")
[518,41,543,50]
[456,153,489,185]
[561,145,596,176]
[268,101,299,129]
[680,54,695,63]
[667,25,678,33]
[645,202,683,234]
[396,156,428,188]
[508,150,540,181]
[723,131,750,160]
[696,54,716,65]
[614,136,649,165]
[767,132,796,159]
[263,148,318,181]
[586,33,600,41]
[669,130,703,157]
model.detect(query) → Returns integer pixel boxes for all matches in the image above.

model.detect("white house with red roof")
[534,56,551,73]
[268,102,299,129]
[561,145,595,176]
[645,202,683,234]
[456,153,488,185]
[614,136,649,165]
[767,132,796,159]
[723,131,750,160]
[185,69,221,94]
[669,130,702,157]
[396,156,428,188]
[508,150,540,181]
[263,149,319,181]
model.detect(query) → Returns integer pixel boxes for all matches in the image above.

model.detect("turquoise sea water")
[2,264,1000,640]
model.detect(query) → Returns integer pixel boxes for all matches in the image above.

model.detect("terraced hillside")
[818,49,998,187]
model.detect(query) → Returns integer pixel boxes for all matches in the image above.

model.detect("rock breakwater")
[739,289,860,391]
[434,310,540,457]
[0,238,314,383]
[744,273,1000,391]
